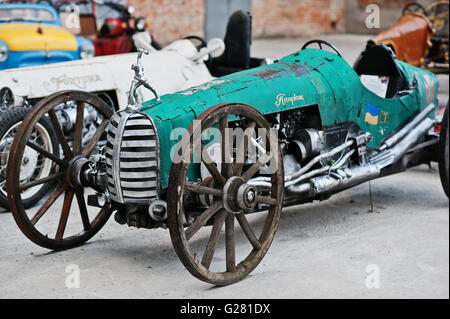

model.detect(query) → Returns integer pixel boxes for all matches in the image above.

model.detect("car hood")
[0,23,77,51]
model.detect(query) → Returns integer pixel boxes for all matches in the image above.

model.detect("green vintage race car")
[6,40,448,285]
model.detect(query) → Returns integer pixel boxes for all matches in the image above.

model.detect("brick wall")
[128,0,346,44]
[130,0,206,45]
[127,0,435,44]
[347,0,436,34]
[251,0,346,38]
[356,0,412,7]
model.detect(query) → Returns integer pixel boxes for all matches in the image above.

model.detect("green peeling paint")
[140,49,439,189]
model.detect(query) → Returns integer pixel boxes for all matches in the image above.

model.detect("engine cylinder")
[290,129,323,163]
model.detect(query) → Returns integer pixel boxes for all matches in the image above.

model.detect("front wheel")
[167,103,284,285]
[7,91,114,250]
[0,108,58,209]
[439,102,449,198]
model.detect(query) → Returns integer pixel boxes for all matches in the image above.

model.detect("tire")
[439,102,449,198]
[6,91,113,250]
[0,108,58,209]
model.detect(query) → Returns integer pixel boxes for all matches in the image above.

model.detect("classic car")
[0,3,94,70]
[0,35,220,209]
[0,10,268,209]
[0,10,265,110]
[6,39,447,285]
[370,1,449,73]
[54,0,162,56]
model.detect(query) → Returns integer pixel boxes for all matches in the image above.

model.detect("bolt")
[246,190,255,202]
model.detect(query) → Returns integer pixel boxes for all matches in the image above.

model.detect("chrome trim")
[105,110,160,204]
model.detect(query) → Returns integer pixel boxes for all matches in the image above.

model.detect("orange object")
[371,12,434,66]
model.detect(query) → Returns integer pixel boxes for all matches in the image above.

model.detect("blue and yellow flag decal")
[364,103,380,125]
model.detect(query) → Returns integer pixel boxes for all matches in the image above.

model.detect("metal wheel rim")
[0,121,53,200]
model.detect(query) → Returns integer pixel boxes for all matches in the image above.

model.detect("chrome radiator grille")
[105,110,159,204]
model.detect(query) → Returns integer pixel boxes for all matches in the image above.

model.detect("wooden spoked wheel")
[402,2,427,15]
[167,103,284,285]
[7,91,113,250]
[426,1,449,38]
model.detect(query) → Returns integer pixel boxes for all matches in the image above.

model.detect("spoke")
[242,152,272,181]
[184,182,222,197]
[82,119,109,157]
[220,116,232,178]
[20,172,64,191]
[234,121,256,176]
[225,214,236,272]
[236,213,261,250]
[30,183,67,225]
[255,195,278,206]
[201,144,227,185]
[75,188,90,231]
[26,141,66,167]
[73,101,85,155]
[48,109,73,159]
[185,201,222,241]
[201,209,227,269]
[55,189,74,241]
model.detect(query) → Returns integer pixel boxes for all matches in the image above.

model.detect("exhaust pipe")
[370,117,435,168]
[288,108,436,195]
[378,104,435,151]
[287,164,380,195]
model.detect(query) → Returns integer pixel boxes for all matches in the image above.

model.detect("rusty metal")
[167,103,284,286]
[426,1,449,73]
[371,12,434,66]
[7,90,113,250]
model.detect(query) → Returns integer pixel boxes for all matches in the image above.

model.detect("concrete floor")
[0,34,448,299]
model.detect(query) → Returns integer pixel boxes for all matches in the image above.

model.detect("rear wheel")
[7,91,113,250]
[439,102,449,198]
[0,108,58,209]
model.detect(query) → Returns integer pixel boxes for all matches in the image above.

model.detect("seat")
[354,43,410,98]
[207,10,266,77]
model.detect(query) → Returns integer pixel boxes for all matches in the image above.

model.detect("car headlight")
[0,44,8,62]
[80,43,95,59]
[135,18,147,32]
